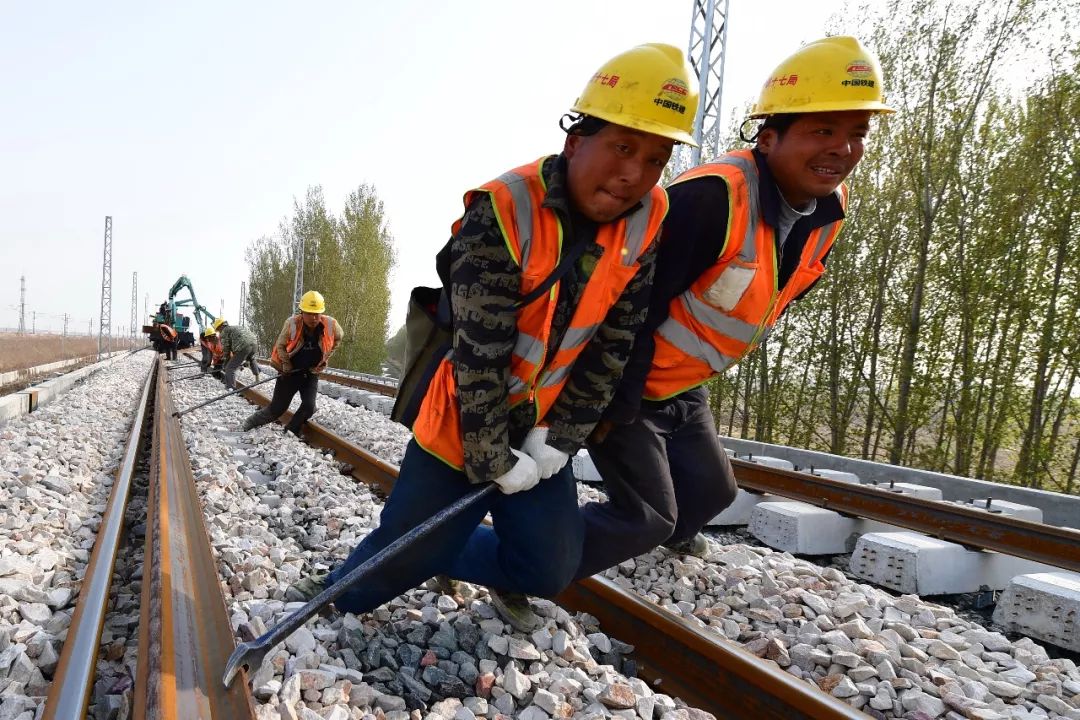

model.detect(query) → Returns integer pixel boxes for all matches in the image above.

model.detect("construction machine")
[142,275,217,351]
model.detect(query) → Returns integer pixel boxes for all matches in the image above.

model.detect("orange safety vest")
[644,149,846,400]
[270,315,339,367]
[413,156,668,469]
[201,336,224,363]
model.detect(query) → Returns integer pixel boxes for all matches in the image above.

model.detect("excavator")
[142,275,217,352]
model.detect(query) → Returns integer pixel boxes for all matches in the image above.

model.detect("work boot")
[240,415,259,432]
[662,532,710,559]
[286,568,330,602]
[432,575,475,604]
[487,588,542,633]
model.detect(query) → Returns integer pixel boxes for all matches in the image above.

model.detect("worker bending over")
[288,44,697,632]
[242,290,343,436]
[199,327,225,377]
[214,318,260,388]
[577,37,895,576]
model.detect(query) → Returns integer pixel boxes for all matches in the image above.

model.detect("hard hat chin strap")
[560,113,607,137]
[739,119,763,144]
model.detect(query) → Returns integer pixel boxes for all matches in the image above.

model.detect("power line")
[17,275,26,334]
[98,217,113,359]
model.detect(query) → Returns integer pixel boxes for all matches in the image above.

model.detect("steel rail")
[234,382,862,719]
[254,357,399,397]
[42,362,156,720]
[731,459,1080,572]
[556,578,865,720]
[133,358,256,719]
[239,384,398,495]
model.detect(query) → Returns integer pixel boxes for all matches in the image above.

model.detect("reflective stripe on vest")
[644,149,845,400]
[413,156,668,469]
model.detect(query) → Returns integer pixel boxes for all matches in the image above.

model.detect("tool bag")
[391,241,589,429]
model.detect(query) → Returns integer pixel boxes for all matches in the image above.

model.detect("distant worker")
[157,322,179,361]
[214,318,260,389]
[287,44,697,632]
[199,327,225,377]
[577,37,895,576]
[241,290,343,436]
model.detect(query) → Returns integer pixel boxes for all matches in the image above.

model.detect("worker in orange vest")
[199,327,225,376]
[576,37,895,576]
[287,44,698,631]
[157,322,179,361]
[241,290,343,435]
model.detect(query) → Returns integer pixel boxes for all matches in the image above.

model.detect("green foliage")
[244,184,396,373]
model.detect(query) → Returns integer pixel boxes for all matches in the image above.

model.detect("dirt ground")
[0,333,137,373]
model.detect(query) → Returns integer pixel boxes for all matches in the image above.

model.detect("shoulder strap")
[433,239,589,328]
[517,241,589,307]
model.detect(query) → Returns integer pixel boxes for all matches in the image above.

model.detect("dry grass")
[0,333,137,373]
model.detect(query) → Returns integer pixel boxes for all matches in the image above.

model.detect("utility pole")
[239,281,247,327]
[671,0,731,174]
[98,216,113,359]
[17,275,26,334]
[63,313,69,337]
[62,313,69,358]
[219,299,224,320]
[31,311,36,334]
[88,318,93,337]
[292,234,304,310]
[130,271,138,340]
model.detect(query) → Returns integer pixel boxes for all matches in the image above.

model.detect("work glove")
[521,427,570,480]
[492,449,541,495]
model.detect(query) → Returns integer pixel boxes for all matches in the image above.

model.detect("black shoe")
[487,588,542,633]
[662,532,710,559]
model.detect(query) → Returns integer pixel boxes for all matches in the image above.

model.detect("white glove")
[521,427,570,480]
[493,449,541,495]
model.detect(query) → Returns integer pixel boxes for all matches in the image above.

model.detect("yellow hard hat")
[571,43,700,146]
[212,318,226,331]
[750,36,895,118]
[298,290,326,314]
[202,328,217,338]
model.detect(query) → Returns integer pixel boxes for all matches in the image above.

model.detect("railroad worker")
[577,37,894,575]
[199,327,225,376]
[287,44,698,631]
[241,290,343,436]
[157,322,179,361]
[214,318,261,389]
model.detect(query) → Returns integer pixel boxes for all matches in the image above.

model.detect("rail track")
[43,357,257,719]
[290,361,1080,575]
[34,354,1080,718]
[235,379,867,718]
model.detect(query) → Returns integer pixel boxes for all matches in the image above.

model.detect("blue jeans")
[327,439,584,614]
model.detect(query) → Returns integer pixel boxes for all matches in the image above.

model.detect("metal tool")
[165,361,202,370]
[172,372,290,418]
[222,483,498,687]
[166,370,216,384]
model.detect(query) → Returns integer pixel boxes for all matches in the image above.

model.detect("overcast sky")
[2,0,858,336]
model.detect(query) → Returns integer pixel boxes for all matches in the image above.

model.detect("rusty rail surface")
[556,579,865,720]
[132,357,256,719]
[732,459,1080,573]
[43,362,156,720]
[234,381,861,719]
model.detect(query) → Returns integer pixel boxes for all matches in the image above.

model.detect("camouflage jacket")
[220,324,257,358]
[438,154,660,483]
